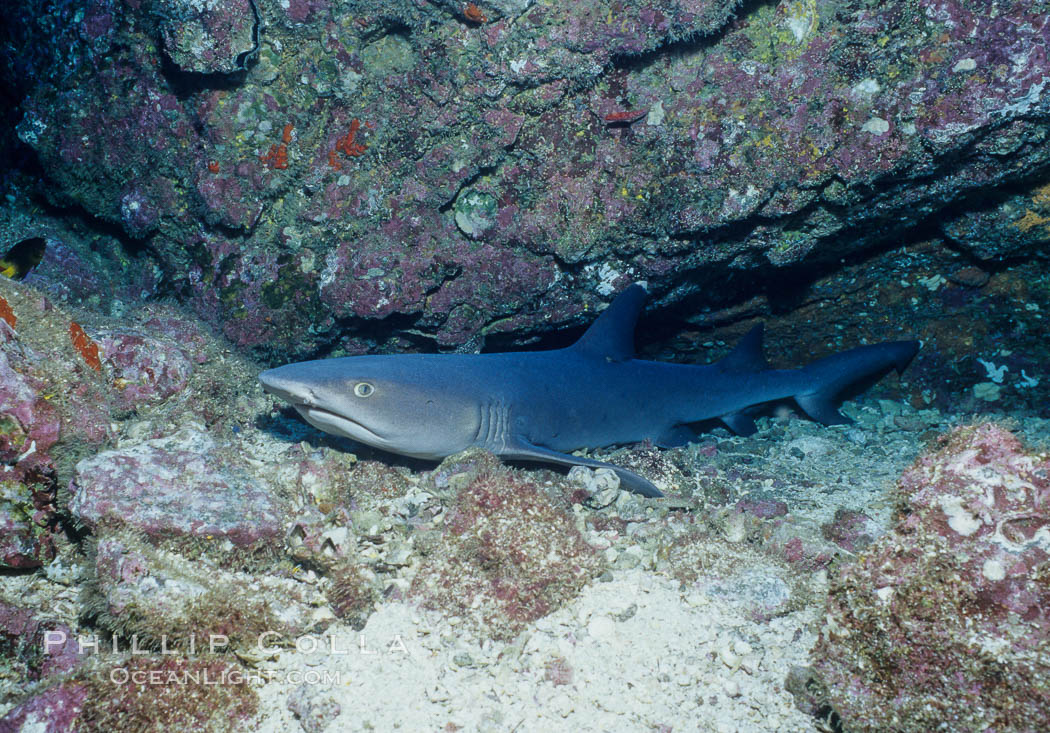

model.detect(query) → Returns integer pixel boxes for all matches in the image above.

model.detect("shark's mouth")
[259,372,391,448]
[293,405,388,447]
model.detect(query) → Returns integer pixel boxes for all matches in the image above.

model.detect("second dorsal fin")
[718,323,768,373]
[572,283,648,362]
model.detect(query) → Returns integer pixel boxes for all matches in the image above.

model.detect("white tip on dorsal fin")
[572,283,648,362]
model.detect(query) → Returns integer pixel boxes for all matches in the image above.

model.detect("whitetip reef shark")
[259,283,919,497]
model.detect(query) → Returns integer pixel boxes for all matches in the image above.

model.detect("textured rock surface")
[95,329,195,410]
[810,423,1050,732]
[411,450,605,640]
[158,0,259,75]
[0,275,268,462]
[0,463,58,569]
[70,427,288,548]
[0,681,89,733]
[0,658,259,733]
[942,181,1050,261]
[86,531,331,650]
[74,657,258,732]
[0,321,60,453]
[0,599,81,681]
[0,316,61,569]
[286,683,341,733]
[4,0,1048,358]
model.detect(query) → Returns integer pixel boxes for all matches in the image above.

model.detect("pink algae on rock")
[69,427,287,549]
[810,423,1050,732]
[0,681,89,733]
[0,599,80,681]
[96,330,193,409]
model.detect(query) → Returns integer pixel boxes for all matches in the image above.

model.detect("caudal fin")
[795,340,919,425]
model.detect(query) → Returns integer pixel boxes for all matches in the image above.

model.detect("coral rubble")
[810,423,1050,732]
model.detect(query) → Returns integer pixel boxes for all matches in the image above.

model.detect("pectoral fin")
[497,439,664,498]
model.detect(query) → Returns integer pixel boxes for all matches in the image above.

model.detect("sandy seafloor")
[253,569,818,732]
[3,396,1047,732]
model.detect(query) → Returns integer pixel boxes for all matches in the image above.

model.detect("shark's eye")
[354,382,374,398]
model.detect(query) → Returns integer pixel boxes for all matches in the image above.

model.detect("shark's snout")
[259,368,309,404]
[259,365,395,447]
[258,368,285,397]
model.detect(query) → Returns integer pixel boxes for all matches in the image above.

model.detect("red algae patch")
[411,451,605,640]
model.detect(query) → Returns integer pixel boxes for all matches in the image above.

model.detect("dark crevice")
[439,164,499,213]
[0,139,46,198]
[669,223,936,321]
[371,20,414,44]
[157,50,252,99]
[294,310,436,363]
[608,0,779,73]
[814,705,844,733]
[237,0,262,70]
[658,124,1050,298]
[0,1,96,192]
[11,192,171,303]
[484,217,939,359]
[203,216,259,240]
[28,194,155,258]
[154,0,261,98]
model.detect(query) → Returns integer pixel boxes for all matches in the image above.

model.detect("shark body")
[259,284,919,497]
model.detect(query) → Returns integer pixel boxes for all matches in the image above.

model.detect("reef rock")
[70,427,288,549]
[0,321,62,569]
[69,428,340,651]
[86,532,330,651]
[0,280,222,451]
[809,423,1050,732]
[0,454,58,570]
[0,657,258,732]
[0,681,88,733]
[94,328,194,410]
[942,180,1050,261]
[0,321,61,454]
[6,0,1048,357]
[157,0,258,75]
[0,599,81,681]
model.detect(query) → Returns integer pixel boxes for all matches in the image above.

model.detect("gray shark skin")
[259,283,919,498]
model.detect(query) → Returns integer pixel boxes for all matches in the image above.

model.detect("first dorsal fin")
[572,282,648,362]
[718,323,768,373]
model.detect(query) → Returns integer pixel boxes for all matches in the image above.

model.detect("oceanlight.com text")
[102,667,343,687]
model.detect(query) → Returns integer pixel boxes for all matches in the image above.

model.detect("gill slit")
[475,398,509,453]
